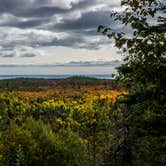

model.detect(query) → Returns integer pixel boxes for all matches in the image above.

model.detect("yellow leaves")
[0,155,2,161]
[80,138,88,144]
[99,94,106,99]
[55,118,64,125]
[0,144,4,151]
[92,90,127,103]
[130,0,139,10]
[90,119,97,125]
[0,144,4,161]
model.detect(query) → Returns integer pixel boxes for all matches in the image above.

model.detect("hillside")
[0,77,125,166]
[0,76,120,91]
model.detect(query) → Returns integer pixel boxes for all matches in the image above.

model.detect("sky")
[0,0,125,66]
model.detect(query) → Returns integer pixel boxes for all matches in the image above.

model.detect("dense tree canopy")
[0,77,124,166]
[99,0,166,165]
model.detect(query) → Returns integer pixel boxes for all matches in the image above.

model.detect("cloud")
[0,59,122,67]
[64,59,122,66]
[0,0,123,58]
[116,50,123,55]
[19,53,37,58]
[0,45,40,58]
[0,0,75,12]
[1,53,15,58]
[53,10,111,30]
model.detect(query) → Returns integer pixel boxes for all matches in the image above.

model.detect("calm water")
[0,66,117,79]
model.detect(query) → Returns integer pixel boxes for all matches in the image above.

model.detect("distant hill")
[0,76,120,91]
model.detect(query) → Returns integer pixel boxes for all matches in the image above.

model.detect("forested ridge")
[0,76,119,91]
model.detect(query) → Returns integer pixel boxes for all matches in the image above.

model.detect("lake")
[0,66,117,79]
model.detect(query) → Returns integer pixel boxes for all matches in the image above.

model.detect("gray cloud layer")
[0,0,122,58]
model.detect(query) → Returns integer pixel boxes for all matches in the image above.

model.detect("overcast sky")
[0,0,125,65]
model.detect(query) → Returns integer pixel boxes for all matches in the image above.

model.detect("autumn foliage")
[0,77,125,166]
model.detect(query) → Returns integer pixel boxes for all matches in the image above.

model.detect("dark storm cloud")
[0,17,49,28]
[0,0,122,57]
[20,53,37,58]
[54,11,111,30]
[13,0,98,18]
[0,0,23,13]
[14,6,68,18]
[70,0,101,11]
[0,0,97,16]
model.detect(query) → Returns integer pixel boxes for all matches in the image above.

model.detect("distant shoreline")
[0,74,114,80]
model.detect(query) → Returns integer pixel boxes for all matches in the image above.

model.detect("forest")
[0,77,126,166]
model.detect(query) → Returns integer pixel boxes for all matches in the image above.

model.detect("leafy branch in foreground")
[99,0,166,165]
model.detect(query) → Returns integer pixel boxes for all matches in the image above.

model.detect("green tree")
[98,0,166,165]
[0,118,87,166]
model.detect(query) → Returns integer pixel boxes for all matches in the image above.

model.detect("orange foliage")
[20,90,52,99]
